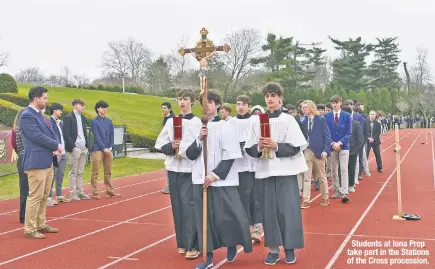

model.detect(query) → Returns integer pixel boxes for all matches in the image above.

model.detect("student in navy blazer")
[324,95,352,203]
[90,100,120,199]
[300,100,332,208]
[19,86,62,239]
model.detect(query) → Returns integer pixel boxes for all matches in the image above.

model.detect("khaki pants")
[303,149,328,202]
[326,157,332,178]
[330,149,350,195]
[91,151,114,195]
[24,165,54,234]
[297,173,303,195]
[69,147,88,197]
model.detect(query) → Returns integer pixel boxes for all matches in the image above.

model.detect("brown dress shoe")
[320,199,330,206]
[25,231,46,239]
[38,226,59,233]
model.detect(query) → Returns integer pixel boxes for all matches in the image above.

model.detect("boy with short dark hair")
[231,94,263,243]
[90,100,120,199]
[47,103,71,206]
[245,82,308,265]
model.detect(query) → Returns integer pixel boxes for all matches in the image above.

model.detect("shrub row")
[0,99,22,127]
[0,93,156,149]
[0,74,18,93]
[65,84,144,94]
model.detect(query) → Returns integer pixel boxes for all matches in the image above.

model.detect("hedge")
[0,93,155,149]
[0,99,22,127]
[0,74,18,93]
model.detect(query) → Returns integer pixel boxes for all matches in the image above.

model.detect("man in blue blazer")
[90,100,120,200]
[344,100,369,186]
[19,86,62,239]
[325,95,352,203]
[300,100,332,208]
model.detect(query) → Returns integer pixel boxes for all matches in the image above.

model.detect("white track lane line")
[0,206,172,267]
[211,130,414,269]
[324,131,421,269]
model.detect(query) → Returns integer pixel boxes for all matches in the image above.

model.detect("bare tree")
[101,38,151,86]
[168,35,191,88]
[396,97,409,116]
[222,28,261,86]
[0,53,7,68]
[101,41,128,82]
[0,39,8,68]
[410,47,432,89]
[123,38,151,85]
[417,84,435,125]
[15,67,46,83]
[72,75,90,88]
[311,57,331,89]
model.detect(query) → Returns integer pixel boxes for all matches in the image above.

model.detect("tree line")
[4,29,434,118]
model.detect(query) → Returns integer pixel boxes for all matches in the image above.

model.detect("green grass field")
[17,84,208,140]
[0,157,164,200]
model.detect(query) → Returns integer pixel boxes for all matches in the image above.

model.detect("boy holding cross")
[179,91,252,269]
[245,82,307,265]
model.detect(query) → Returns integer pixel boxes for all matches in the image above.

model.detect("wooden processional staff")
[392,124,420,221]
[179,28,231,262]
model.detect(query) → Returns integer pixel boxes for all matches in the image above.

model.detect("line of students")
[296,96,383,208]
[156,83,306,268]
[155,84,386,268]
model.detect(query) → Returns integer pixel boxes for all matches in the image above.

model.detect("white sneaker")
[46,199,54,207]
[349,186,356,193]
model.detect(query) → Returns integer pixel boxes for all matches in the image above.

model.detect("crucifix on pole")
[178,27,231,262]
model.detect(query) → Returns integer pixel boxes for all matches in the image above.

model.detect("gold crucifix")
[178,27,231,96]
[178,27,231,264]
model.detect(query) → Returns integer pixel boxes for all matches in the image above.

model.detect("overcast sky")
[1,0,434,80]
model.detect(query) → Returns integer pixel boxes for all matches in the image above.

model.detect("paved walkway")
[129,152,166,160]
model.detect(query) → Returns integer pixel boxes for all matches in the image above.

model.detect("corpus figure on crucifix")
[194,49,216,95]
[179,27,231,96]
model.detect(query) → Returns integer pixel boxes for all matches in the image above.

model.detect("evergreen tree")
[368,37,401,89]
[339,88,348,101]
[357,90,367,106]
[366,91,374,111]
[324,88,333,103]
[145,56,172,93]
[348,90,358,101]
[373,88,383,110]
[330,37,374,91]
[381,88,393,113]
[251,33,327,92]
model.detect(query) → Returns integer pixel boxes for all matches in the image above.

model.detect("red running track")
[0,129,433,269]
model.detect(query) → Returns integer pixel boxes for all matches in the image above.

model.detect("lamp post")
[122,72,128,93]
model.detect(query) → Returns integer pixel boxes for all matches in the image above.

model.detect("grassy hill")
[1,84,233,148]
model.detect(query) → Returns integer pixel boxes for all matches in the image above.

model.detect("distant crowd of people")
[12,86,120,239]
